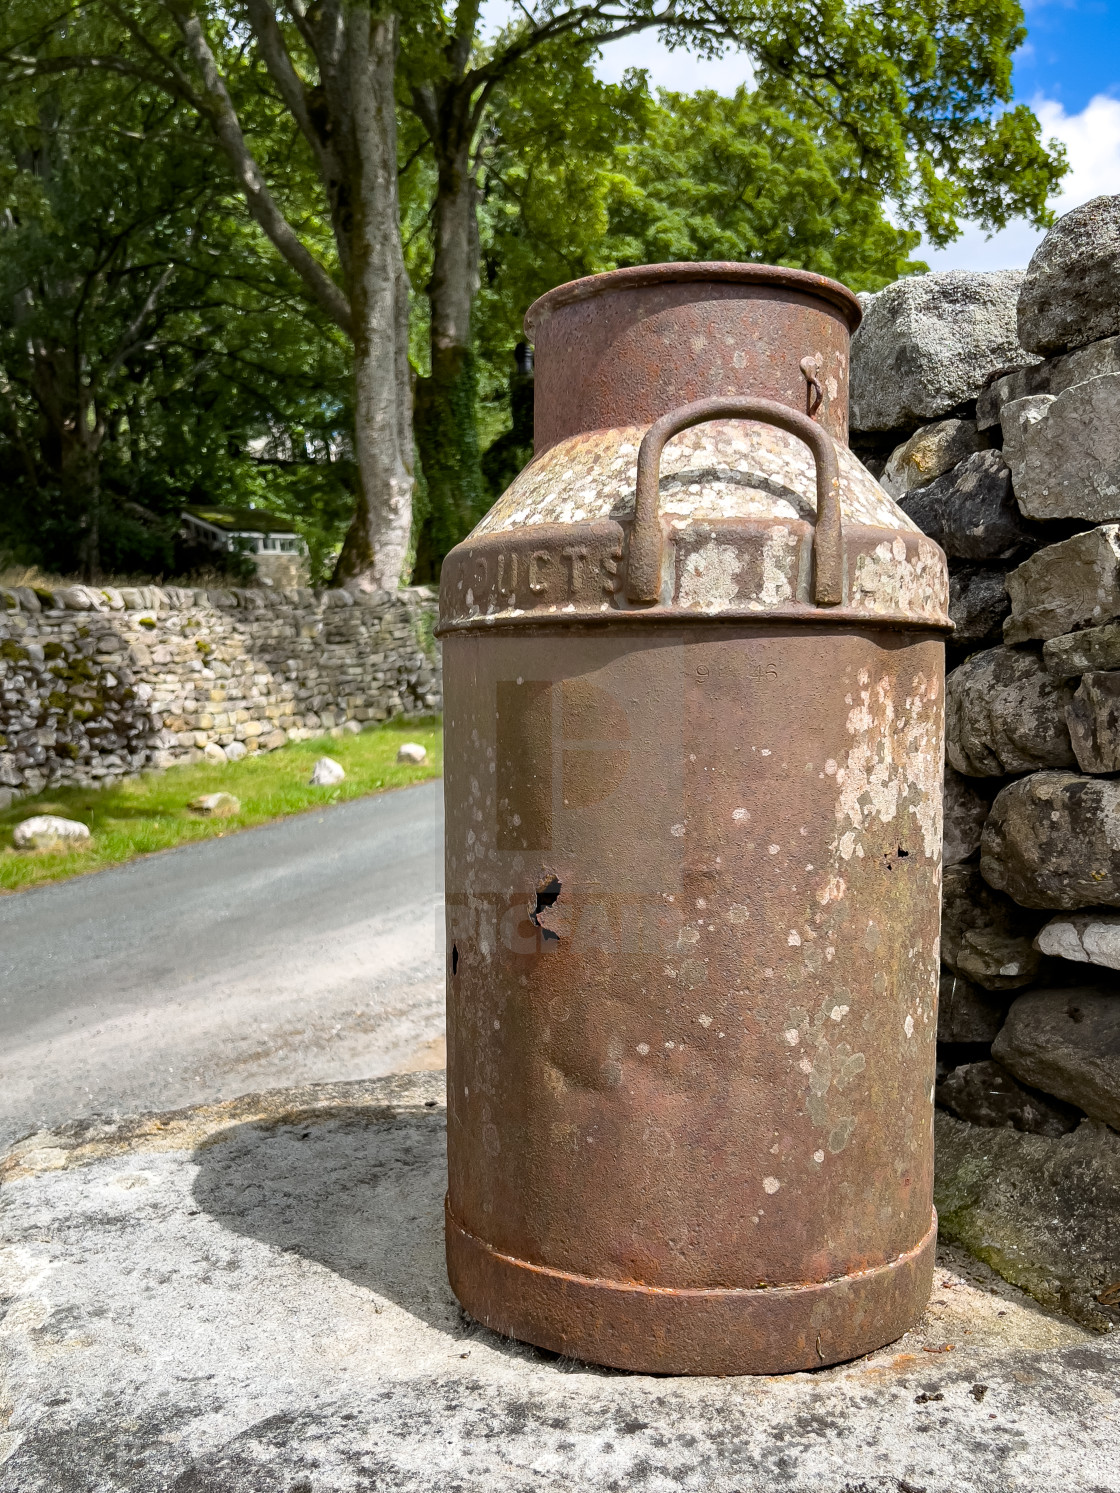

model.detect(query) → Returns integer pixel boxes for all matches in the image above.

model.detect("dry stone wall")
[854,200,1120,1327]
[0,582,440,806]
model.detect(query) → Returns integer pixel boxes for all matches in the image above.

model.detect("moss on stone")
[935,1110,1120,1332]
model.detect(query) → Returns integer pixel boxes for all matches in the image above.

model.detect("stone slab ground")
[1,1072,1117,1493]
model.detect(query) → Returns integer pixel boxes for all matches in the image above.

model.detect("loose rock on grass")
[12,815,91,852]
[309,757,346,786]
[187,792,241,819]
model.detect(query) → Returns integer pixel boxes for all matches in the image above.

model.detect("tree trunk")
[171,0,413,592]
[28,334,104,579]
[411,124,484,584]
[331,10,414,591]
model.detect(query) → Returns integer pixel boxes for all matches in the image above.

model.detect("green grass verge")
[0,716,442,894]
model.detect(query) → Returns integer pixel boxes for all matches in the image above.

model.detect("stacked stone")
[0,582,440,806]
[851,197,1120,1146]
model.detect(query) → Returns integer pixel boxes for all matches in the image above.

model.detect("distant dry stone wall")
[0,582,440,806]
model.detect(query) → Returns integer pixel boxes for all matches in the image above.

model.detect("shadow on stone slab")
[188,1096,613,1373]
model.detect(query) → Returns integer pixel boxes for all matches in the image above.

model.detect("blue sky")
[587,1,1120,272]
[1013,0,1116,114]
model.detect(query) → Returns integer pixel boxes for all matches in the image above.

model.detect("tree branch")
[165,1,353,336]
[399,136,432,178]
[281,0,320,58]
[102,265,177,384]
[0,52,171,91]
[100,0,208,108]
[242,0,329,175]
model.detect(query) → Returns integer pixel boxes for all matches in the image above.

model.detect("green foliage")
[598,87,925,291]
[645,0,1065,243]
[469,60,928,491]
[0,0,1069,580]
[0,1,355,583]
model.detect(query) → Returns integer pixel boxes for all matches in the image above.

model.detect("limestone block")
[938,970,1011,1043]
[999,393,1054,492]
[850,270,1033,431]
[935,1109,1120,1332]
[1005,375,1120,522]
[945,647,1075,776]
[187,792,240,817]
[948,568,1011,650]
[260,729,288,751]
[941,863,1042,990]
[1018,195,1120,355]
[879,419,982,498]
[943,766,990,865]
[981,770,1120,909]
[977,333,1120,429]
[12,815,91,851]
[224,740,248,763]
[1066,670,1120,771]
[56,586,93,610]
[309,756,345,786]
[1043,620,1120,679]
[203,742,227,764]
[900,451,1035,561]
[936,1059,1081,1137]
[993,987,1120,1129]
[1036,911,1120,971]
[1004,525,1120,644]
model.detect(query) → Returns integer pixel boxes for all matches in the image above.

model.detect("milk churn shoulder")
[438,418,951,633]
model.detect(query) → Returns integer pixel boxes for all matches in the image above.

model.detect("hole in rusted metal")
[531,876,562,943]
[451,944,459,975]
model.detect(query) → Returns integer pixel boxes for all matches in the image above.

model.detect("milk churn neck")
[523,262,860,453]
[524,262,863,339]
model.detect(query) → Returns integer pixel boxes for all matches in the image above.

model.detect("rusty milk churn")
[438,263,950,1375]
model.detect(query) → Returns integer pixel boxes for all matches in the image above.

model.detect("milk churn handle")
[627,396,844,607]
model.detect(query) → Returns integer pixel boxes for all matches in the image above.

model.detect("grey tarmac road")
[0,781,445,1151]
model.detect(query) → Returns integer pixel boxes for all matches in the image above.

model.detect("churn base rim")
[445,1201,937,1377]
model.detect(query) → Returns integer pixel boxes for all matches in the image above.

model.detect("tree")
[465,74,940,513]
[398,0,1065,574]
[2,0,413,589]
[4,0,1067,591]
[0,57,355,580]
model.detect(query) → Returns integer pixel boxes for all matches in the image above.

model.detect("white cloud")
[477,2,753,93]
[923,93,1120,271]
[592,31,755,95]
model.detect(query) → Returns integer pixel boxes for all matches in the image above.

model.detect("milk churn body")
[439,265,950,1376]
